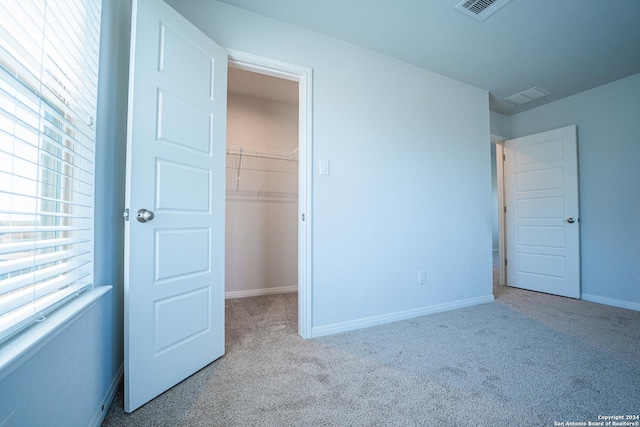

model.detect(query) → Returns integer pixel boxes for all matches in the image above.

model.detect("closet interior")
[225,67,299,298]
[226,145,298,201]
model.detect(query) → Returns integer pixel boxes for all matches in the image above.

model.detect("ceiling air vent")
[455,0,514,21]
[504,87,551,106]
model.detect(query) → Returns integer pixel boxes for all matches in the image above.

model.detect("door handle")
[566,217,576,224]
[137,209,155,223]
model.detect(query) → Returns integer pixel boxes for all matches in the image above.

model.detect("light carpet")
[103,287,640,426]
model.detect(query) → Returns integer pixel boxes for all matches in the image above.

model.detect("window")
[0,0,102,343]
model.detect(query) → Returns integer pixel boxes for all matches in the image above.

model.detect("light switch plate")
[319,159,329,175]
[418,270,427,285]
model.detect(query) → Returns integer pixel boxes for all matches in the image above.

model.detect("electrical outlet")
[418,270,427,285]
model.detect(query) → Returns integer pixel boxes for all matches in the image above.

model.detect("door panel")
[124,0,227,412]
[504,125,580,298]
[516,167,563,191]
[156,161,211,210]
[155,229,210,280]
[516,197,564,218]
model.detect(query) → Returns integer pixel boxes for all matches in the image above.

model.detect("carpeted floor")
[103,282,640,426]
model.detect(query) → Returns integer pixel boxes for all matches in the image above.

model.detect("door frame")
[491,135,506,287]
[227,49,313,339]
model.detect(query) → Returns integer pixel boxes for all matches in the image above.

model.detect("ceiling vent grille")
[504,87,551,106]
[455,0,514,21]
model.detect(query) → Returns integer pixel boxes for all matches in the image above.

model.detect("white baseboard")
[311,295,495,338]
[581,293,640,312]
[90,362,123,427]
[225,285,297,299]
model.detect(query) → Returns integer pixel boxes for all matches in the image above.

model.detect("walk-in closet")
[225,67,299,298]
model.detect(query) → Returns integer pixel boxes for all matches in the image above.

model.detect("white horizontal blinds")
[0,0,102,342]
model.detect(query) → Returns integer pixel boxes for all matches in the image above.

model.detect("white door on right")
[504,125,580,298]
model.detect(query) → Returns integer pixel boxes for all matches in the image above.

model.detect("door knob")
[566,217,575,224]
[137,209,155,223]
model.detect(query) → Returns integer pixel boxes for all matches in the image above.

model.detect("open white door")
[504,125,580,298]
[124,0,227,412]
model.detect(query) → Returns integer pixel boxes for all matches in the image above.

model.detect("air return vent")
[455,0,514,21]
[504,87,551,106]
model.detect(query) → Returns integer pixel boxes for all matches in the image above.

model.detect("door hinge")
[123,208,130,221]
[505,258,508,266]
[503,154,506,161]
[301,213,305,221]
[504,206,507,213]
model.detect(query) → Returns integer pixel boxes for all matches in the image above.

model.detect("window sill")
[0,286,112,382]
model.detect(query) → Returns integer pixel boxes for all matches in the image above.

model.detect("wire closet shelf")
[226,145,299,201]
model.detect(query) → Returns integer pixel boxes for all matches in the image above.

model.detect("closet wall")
[225,82,299,297]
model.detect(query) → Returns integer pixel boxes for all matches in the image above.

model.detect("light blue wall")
[490,111,510,139]
[0,1,130,425]
[93,0,130,392]
[167,0,493,332]
[509,73,640,307]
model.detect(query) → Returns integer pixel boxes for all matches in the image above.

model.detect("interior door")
[124,0,227,412]
[504,125,580,298]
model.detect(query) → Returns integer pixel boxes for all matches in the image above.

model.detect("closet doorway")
[225,52,312,338]
[226,67,298,296]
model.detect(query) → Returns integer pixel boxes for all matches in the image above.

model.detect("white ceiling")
[228,67,298,104]
[219,0,640,116]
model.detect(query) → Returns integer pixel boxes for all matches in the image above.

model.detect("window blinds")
[0,0,102,343]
